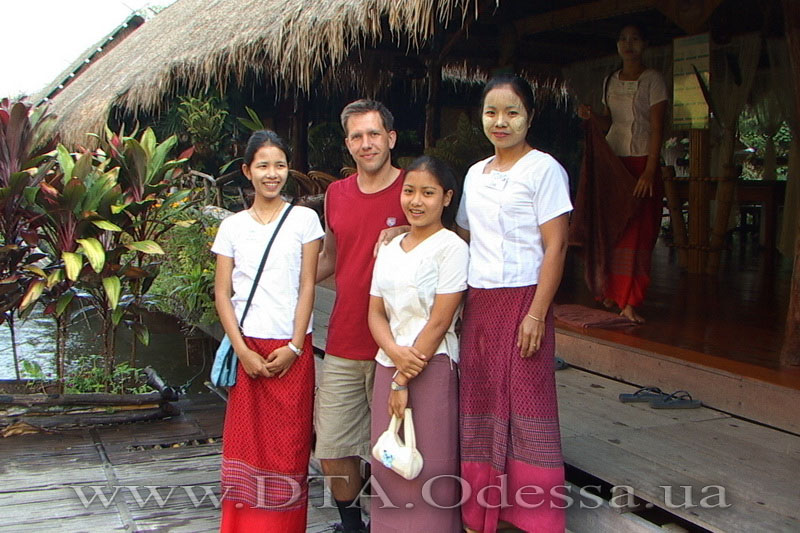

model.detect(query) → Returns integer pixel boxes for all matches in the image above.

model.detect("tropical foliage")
[1,99,193,391]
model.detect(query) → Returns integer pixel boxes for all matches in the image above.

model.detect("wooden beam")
[781,0,800,366]
[513,0,655,36]
[655,0,725,35]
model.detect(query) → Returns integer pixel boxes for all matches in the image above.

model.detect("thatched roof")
[46,0,476,147]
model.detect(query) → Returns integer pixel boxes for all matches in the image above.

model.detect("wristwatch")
[287,341,302,356]
[390,381,408,391]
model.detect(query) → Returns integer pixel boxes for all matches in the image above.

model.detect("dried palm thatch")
[45,0,480,147]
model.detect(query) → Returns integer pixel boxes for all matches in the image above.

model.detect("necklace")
[250,202,284,225]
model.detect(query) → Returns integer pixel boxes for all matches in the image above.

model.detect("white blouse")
[369,228,469,366]
[455,150,572,288]
[211,205,324,339]
[603,69,668,157]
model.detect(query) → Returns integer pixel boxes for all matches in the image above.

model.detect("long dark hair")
[404,155,460,228]
[243,129,291,166]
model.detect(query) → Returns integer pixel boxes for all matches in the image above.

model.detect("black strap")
[238,201,295,328]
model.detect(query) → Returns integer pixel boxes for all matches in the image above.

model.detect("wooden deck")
[1,366,798,532]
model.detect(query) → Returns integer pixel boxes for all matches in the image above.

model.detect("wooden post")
[687,129,710,273]
[662,166,688,267]
[424,60,441,151]
[292,94,308,173]
[781,0,800,366]
[706,139,737,274]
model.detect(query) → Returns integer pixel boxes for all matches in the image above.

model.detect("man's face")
[343,111,396,175]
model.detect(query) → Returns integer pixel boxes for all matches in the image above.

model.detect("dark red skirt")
[220,334,314,533]
[603,156,664,308]
[460,286,565,533]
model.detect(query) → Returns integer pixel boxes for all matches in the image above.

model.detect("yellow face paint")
[482,85,530,149]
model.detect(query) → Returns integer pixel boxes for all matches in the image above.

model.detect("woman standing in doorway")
[212,130,324,532]
[577,23,668,323]
[456,75,573,533]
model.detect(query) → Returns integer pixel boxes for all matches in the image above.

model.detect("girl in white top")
[368,155,468,533]
[212,130,323,532]
[456,75,571,533]
[578,23,668,323]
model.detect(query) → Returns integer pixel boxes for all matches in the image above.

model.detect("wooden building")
[43,0,800,408]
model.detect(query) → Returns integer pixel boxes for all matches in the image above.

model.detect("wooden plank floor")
[558,368,800,532]
[2,368,798,532]
[557,235,793,369]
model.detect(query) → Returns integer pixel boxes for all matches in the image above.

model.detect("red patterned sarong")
[603,156,663,309]
[220,334,314,533]
[460,286,565,533]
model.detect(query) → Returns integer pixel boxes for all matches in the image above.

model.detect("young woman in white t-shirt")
[577,23,668,323]
[211,130,323,532]
[368,155,469,532]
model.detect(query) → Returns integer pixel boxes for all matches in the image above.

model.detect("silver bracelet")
[287,341,302,356]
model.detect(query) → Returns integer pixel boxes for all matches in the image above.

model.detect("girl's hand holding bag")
[371,408,424,480]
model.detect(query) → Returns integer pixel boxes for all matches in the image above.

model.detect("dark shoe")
[554,356,569,371]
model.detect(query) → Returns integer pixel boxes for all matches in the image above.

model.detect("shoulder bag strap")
[238,201,295,328]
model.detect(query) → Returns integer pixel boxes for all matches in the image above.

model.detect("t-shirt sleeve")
[300,208,325,243]
[649,71,668,106]
[210,217,234,257]
[436,237,469,294]
[535,158,573,225]
[369,245,386,298]
[455,173,470,230]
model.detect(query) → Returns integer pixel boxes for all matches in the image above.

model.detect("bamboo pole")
[706,127,737,274]
[781,0,800,366]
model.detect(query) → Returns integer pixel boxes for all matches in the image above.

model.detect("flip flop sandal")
[649,390,702,409]
[554,356,569,371]
[618,386,668,403]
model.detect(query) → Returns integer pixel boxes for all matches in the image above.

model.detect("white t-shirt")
[211,205,324,339]
[369,228,469,366]
[603,69,668,157]
[455,150,572,288]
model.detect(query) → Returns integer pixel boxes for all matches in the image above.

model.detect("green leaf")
[55,292,74,316]
[92,220,123,231]
[19,279,45,310]
[56,145,74,182]
[76,238,106,273]
[174,219,196,228]
[112,305,125,325]
[134,323,150,346]
[23,265,46,278]
[46,269,64,288]
[62,252,83,281]
[103,275,121,309]
[111,202,129,214]
[125,240,164,255]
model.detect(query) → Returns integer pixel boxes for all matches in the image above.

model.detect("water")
[0,307,211,393]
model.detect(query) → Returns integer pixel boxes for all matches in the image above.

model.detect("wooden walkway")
[2,365,798,532]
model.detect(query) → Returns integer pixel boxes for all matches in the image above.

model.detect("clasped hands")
[239,345,297,379]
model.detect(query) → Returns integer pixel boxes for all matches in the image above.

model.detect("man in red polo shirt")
[315,99,408,533]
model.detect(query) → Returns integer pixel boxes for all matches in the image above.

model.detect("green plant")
[177,94,231,172]
[64,354,152,394]
[308,121,349,173]
[0,99,58,379]
[424,113,492,181]
[150,207,219,326]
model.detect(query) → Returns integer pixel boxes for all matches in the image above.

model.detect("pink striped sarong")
[220,334,314,533]
[460,286,566,533]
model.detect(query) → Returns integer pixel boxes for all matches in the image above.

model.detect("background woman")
[577,23,668,323]
[368,155,469,532]
[456,75,572,533]
[212,130,324,532]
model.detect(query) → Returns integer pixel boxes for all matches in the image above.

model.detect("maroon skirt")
[460,286,565,533]
[370,355,461,532]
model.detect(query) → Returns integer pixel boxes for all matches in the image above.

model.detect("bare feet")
[620,305,645,324]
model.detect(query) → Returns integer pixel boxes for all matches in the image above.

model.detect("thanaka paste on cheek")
[482,112,494,138]
[509,115,528,134]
